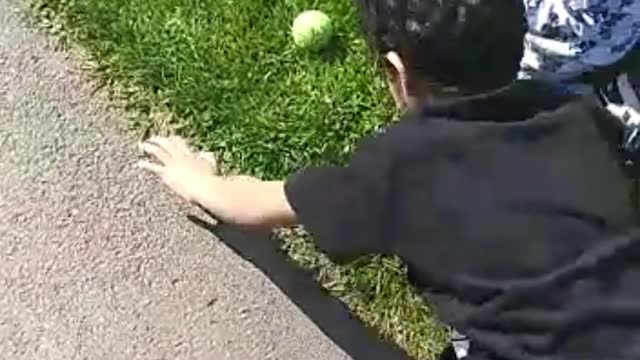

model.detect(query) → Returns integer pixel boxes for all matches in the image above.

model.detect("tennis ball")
[292,10,333,50]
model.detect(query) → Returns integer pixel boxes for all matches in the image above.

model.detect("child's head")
[358,0,525,109]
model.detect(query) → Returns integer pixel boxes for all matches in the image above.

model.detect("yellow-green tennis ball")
[292,10,333,50]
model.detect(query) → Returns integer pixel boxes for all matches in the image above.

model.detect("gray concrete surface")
[0,1,350,359]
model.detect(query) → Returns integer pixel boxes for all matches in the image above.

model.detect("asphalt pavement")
[0,1,352,358]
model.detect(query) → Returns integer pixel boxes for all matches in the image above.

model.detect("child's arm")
[138,136,296,228]
[138,133,395,260]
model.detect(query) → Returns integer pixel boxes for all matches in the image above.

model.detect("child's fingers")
[199,152,219,174]
[169,136,192,154]
[137,160,164,175]
[198,151,217,166]
[139,141,171,163]
[145,136,178,156]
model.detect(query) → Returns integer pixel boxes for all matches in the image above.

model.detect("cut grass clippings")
[27,0,448,358]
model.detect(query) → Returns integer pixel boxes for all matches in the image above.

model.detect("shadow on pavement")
[188,214,411,360]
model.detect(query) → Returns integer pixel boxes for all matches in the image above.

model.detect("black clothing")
[286,81,638,360]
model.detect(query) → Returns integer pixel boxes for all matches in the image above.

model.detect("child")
[139,0,640,359]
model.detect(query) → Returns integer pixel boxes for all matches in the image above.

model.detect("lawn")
[28,0,448,358]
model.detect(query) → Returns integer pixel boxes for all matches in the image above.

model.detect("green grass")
[28,0,448,358]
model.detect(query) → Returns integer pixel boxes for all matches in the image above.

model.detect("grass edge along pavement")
[24,0,449,359]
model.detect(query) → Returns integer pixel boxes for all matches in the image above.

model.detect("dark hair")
[358,0,526,92]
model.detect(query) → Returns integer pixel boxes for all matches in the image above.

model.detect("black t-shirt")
[285,80,640,360]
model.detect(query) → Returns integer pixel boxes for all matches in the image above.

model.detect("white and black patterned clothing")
[517,0,640,164]
[520,0,639,82]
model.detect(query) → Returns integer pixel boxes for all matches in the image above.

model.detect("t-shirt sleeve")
[284,127,402,261]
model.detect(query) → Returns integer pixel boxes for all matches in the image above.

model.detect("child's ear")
[384,51,409,109]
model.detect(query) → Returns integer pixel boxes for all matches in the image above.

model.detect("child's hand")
[138,136,295,228]
[138,136,218,205]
